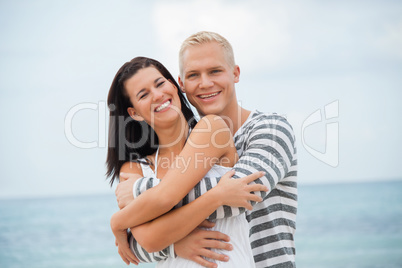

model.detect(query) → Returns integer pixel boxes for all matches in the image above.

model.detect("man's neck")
[220,105,251,135]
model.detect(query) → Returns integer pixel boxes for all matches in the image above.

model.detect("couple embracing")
[106,31,297,268]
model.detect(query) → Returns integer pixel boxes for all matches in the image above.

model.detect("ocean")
[0,180,401,268]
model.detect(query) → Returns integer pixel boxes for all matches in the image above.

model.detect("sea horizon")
[1,179,401,268]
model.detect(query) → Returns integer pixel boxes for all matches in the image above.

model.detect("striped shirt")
[131,110,298,268]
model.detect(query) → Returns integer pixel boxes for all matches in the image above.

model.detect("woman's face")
[125,66,182,128]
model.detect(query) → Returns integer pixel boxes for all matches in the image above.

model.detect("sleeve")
[128,231,175,263]
[128,176,176,261]
[132,114,296,220]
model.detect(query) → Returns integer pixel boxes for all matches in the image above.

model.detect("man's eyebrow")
[185,65,223,74]
[208,65,224,70]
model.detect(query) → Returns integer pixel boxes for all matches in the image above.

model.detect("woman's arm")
[130,170,266,252]
[110,115,239,231]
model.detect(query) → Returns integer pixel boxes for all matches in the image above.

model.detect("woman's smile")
[154,99,172,112]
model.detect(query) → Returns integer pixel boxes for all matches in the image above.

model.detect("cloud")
[377,20,402,58]
[151,0,292,74]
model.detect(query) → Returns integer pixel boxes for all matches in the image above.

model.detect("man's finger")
[193,255,218,268]
[199,247,230,262]
[198,220,215,228]
[201,239,233,251]
[199,230,230,242]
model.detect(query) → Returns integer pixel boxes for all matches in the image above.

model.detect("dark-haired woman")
[106,57,265,268]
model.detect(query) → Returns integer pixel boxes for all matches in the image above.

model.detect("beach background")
[1,0,401,267]
[1,180,401,268]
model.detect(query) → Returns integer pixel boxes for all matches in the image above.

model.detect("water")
[0,180,401,268]
[296,180,402,268]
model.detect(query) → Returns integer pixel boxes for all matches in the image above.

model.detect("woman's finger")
[243,171,265,183]
[247,193,263,203]
[247,183,268,192]
[118,248,130,265]
[222,169,236,179]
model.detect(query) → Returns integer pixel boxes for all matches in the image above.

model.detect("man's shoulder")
[244,110,292,129]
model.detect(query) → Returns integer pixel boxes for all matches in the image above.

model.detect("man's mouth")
[155,100,171,112]
[198,92,220,99]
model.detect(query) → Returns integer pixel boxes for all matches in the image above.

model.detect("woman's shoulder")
[193,114,229,131]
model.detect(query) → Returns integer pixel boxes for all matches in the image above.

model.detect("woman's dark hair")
[106,57,197,186]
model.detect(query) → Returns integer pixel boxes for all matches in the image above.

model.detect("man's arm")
[129,170,265,252]
[131,114,296,219]
[126,114,296,265]
[117,170,266,266]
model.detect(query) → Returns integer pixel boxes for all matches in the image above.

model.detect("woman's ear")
[127,107,144,121]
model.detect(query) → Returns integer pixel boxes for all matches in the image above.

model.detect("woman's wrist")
[207,186,225,208]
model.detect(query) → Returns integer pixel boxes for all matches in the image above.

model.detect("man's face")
[179,42,240,117]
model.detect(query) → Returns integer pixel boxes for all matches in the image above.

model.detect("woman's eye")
[139,93,148,99]
[156,81,165,87]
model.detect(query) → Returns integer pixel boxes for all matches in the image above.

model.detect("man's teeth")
[155,100,170,112]
[200,92,219,99]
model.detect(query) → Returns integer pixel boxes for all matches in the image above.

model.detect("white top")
[135,151,255,268]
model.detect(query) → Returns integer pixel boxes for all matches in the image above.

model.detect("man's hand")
[115,173,142,209]
[174,220,233,268]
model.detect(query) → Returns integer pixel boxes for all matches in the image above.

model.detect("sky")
[0,0,401,199]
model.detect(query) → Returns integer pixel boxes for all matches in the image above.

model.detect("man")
[117,31,297,267]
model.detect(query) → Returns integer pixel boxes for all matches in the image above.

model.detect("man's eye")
[187,73,197,79]
[211,69,221,74]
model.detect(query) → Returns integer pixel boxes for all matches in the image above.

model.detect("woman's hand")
[215,170,268,210]
[111,214,140,265]
[115,172,143,209]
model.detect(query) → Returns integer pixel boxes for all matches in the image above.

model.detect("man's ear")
[233,65,240,83]
[178,76,185,93]
[127,107,144,121]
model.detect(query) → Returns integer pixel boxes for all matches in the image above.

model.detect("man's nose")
[199,74,214,89]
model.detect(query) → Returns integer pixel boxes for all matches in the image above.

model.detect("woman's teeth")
[155,100,170,112]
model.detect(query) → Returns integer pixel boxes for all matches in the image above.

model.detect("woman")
[106,57,266,267]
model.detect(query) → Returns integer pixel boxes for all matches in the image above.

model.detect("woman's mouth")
[155,100,171,112]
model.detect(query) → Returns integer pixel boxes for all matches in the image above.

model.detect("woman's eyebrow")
[154,77,164,84]
[136,88,146,98]
[136,77,164,97]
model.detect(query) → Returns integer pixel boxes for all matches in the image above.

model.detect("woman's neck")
[154,117,189,156]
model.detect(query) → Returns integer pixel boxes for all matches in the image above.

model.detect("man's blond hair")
[179,31,235,77]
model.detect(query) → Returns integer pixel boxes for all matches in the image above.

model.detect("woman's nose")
[152,88,164,102]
